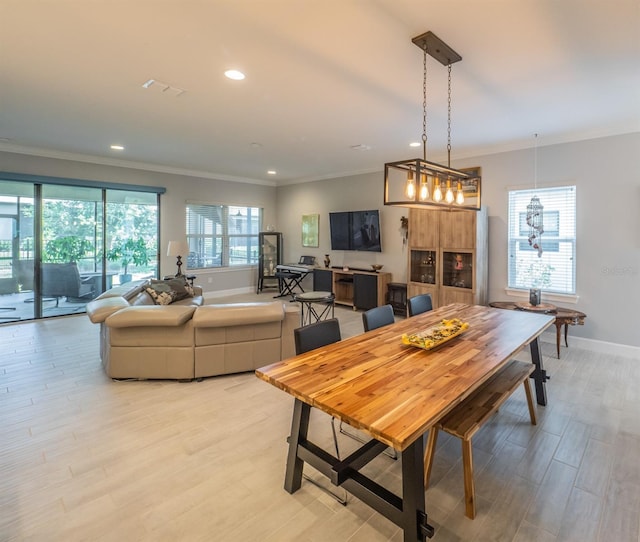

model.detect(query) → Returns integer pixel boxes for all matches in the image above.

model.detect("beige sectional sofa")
[86,280,298,380]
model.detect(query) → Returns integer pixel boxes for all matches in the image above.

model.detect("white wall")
[3,132,639,347]
[454,132,640,347]
[0,151,278,294]
[275,172,408,283]
[277,132,640,348]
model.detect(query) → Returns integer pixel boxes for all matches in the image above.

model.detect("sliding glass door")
[0,177,161,322]
[105,189,159,286]
[0,182,35,321]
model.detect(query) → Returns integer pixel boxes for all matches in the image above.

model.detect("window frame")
[185,202,262,270]
[507,185,577,296]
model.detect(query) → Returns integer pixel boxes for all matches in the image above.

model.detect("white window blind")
[185,204,262,269]
[508,186,576,294]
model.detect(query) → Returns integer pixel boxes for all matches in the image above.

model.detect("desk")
[256,303,554,541]
[293,291,335,326]
[489,301,586,359]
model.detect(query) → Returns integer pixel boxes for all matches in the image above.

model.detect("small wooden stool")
[423,359,537,519]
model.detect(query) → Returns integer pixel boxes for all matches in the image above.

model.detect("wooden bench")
[423,359,537,519]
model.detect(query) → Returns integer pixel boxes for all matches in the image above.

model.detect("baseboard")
[540,329,640,358]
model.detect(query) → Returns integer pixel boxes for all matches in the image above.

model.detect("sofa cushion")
[95,280,148,301]
[106,305,196,328]
[86,296,130,323]
[129,290,156,306]
[192,301,285,328]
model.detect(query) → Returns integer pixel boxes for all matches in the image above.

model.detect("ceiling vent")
[141,79,186,97]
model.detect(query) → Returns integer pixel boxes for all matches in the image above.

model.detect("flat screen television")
[329,210,382,252]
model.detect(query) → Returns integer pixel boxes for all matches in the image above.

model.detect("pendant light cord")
[447,64,452,167]
[422,44,428,161]
[534,133,538,190]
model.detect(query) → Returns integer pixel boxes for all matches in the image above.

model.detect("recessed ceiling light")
[267,170,277,175]
[409,142,421,147]
[110,145,125,151]
[225,69,245,80]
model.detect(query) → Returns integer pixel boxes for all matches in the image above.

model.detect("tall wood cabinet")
[407,208,488,308]
[257,232,282,293]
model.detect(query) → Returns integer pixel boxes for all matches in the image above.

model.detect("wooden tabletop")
[489,301,586,321]
[256,303,554,451]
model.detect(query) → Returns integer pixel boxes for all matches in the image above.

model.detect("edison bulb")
[445,179,455,204]
[419,175,429,201]
[433,179,443,202]
[405,171,416,200]
[456,181,465,204]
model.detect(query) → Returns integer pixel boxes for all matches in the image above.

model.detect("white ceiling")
[1,0,639,185]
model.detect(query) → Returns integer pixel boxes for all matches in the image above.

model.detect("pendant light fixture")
[384,31,481,211]
[526,134,544,257]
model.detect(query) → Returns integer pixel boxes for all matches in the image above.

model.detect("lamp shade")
[167,241,189,257]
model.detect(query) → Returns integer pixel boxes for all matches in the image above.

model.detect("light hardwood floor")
[1,293,639,541]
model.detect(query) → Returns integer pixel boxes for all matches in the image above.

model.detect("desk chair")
[294,318,347,504]
[408,293,433,317]
[362,304,395,332]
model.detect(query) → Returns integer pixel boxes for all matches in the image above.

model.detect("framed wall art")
[301,213,319,247]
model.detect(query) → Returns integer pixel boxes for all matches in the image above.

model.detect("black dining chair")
[407,293,433,317]
[293,318,347,504]
[362,304,395,332]
[294,318,342,356]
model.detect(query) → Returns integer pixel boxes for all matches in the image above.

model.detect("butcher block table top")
[256,303,555,452]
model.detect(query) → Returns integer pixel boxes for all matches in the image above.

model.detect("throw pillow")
[145,283,177,305]
[145,277,194,305]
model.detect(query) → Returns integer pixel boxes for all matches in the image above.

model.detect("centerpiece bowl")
[371,264,384,272]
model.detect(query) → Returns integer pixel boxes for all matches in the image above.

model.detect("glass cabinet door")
[410,249,437,285]
[442,251,473,290]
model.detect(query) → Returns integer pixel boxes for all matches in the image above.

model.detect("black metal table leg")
[401,438,434,541]
[284,399,311,493]
[529,337,548,406]
[283,398,434,540]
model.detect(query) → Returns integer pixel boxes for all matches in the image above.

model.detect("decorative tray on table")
[401,318,469,351]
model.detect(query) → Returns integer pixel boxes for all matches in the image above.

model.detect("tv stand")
[314,268,391,310]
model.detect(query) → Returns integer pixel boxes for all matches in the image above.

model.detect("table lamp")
[167,241,189,277]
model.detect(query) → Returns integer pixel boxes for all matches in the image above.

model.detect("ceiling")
[1,0,638,186]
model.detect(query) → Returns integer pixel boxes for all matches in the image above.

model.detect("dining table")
[256,303,555,541]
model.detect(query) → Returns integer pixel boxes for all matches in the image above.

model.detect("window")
[0,175,162,321]
[508,186,576,295]
[186,203,262,269]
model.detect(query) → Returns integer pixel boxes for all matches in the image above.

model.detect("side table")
[293,291,335,326]
[489,301,586,358]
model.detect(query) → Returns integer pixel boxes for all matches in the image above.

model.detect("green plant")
[106,237,150,275]
[519,260,554,289]
[44,236,92,263]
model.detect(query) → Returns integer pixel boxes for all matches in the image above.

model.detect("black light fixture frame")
[384,31,481,211]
